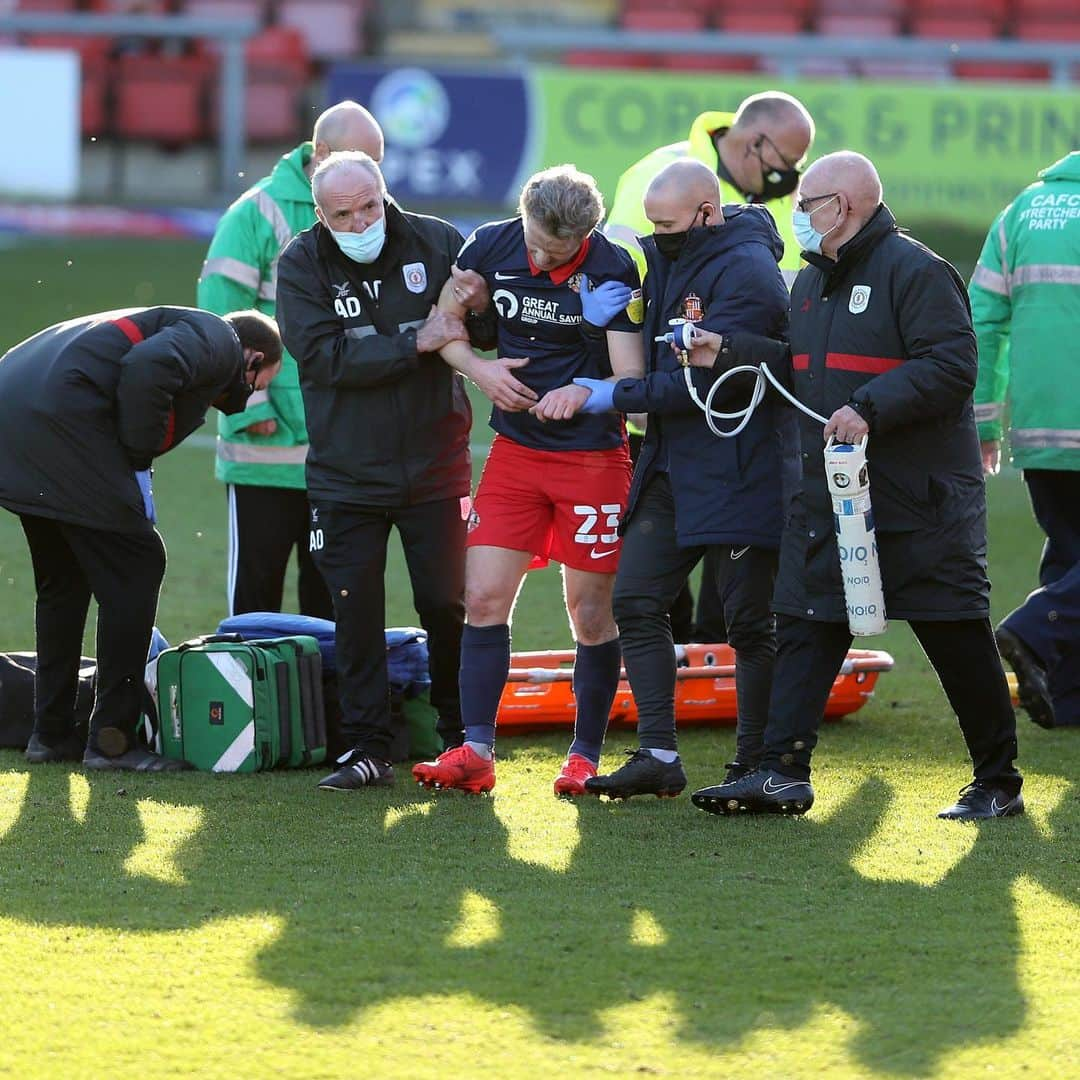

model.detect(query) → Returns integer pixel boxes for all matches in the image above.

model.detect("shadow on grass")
[0,755,1076,1075]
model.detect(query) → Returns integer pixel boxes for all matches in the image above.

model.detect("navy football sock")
[569,638,621,764]
[460,623,510,750]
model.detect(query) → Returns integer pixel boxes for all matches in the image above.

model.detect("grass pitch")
[0,238,1077,1079]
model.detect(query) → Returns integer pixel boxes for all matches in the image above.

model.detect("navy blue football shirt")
[456,217,641,451]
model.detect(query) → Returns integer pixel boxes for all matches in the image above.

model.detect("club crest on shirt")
[403,262,427,294]
[683,293,703,322]
[849,285,871,314]
[567,273,583,293]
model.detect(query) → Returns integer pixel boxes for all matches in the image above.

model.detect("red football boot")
[412,745,496,794]
[553,753,598,798]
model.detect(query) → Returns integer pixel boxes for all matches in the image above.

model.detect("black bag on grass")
[0,652,96,749]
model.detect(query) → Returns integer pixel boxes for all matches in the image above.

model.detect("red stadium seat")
[660,52,761,71]
[113,54,212,144]
[25,34,112,137]
[277,0,365,61]
[953,59,1052,80]
[910,16,1002,39]
[88,0,171,11]
[563,49,661,69]
[15,0,79,10]
[202,28,310,142]
[1014,20,1080,41]
[622,9,707,30]
[713,0,809,33]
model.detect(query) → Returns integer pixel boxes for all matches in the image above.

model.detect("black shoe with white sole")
[583,748,686,800]
[691,768,815,816]
[937,782,1025,821]
[317,749,394,790]
[995,626,1056,729]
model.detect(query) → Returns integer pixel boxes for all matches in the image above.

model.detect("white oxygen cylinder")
[824,436,887,636]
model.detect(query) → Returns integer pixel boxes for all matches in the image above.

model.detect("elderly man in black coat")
[684,152,1023,822]
[0,306,281,771]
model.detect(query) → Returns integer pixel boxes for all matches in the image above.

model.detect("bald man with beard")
[685,151,1024,821]
[555,159,796,800]
[199,100,385,621]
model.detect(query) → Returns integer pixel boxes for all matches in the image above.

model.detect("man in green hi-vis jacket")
[198,100,384,619]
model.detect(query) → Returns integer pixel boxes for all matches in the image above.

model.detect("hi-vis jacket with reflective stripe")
[970,151,1080,471]
[197,142,315,490]
[603,110,801,288]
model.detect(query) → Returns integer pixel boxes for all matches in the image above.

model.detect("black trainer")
[83,746,190,772]
[25,731,85,764]
[995,626,1056,729]
[938,782,1025,821]
[691,768,814,816]
[318,749,394,791]
[583,748,686,800]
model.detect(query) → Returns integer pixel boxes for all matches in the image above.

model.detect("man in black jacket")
[275,151,496,790]
[0,306,282,771]
[564,160,795,799]
[686,151,1023,821]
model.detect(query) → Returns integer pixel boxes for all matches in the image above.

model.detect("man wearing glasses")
[681,151,1024,823]
[604,91,814,289]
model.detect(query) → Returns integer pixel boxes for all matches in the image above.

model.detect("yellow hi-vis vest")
[603,110,802,290]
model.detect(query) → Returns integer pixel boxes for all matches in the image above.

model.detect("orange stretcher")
[496,643,895,732]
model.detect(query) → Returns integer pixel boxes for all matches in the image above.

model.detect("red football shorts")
[467,435,632,572]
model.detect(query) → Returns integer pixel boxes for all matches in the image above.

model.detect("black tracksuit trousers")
[226,484,333,619]
[19,513,166,752]
[612,473,777,760]
[764,613,1023,794]
[309,497,466,759]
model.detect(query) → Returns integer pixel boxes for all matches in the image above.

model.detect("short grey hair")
[519,164,604,241]
[311,151,385,208]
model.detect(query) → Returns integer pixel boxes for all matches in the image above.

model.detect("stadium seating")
[909,0,1008,41]
[714,0,811,35]
[113,53,212,144]
[202,26,309,142]
[14,0,78,11]
[277,0,366,61]
[1012,0,1080,41]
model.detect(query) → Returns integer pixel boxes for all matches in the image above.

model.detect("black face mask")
[216,378,253,415]
[752,134,801,199]
[654,204,709,262]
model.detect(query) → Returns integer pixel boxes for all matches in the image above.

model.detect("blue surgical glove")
[572,377,617,413]
[579,275,633,329]
[135,469,156,523]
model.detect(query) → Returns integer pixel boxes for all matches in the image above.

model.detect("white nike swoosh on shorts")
[731,546,750,560]
[589,548,618,560]
[494,272,517,280]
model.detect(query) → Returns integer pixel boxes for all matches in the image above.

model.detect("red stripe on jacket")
[825,352,904,374]
[792,354,810,370]
[112,317,175,451]
[112,317,144,345]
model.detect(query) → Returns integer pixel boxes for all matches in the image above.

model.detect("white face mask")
[330,216,386,263]
[792,194,840,254]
